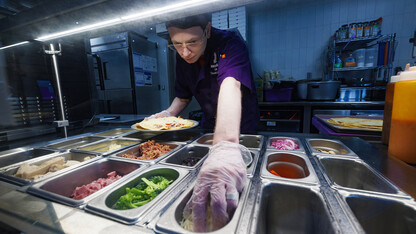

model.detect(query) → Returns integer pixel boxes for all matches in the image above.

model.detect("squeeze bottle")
[381,75,400,144]
[388,66,416,163]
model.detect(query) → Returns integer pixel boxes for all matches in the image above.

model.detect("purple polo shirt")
[174,27,259,133]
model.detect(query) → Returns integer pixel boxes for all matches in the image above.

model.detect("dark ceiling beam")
[0,7,17,16]
[0,0,111,32]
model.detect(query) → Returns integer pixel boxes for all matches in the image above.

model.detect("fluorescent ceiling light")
[35,0,220,42]
[36,18,122,41]
[121,0,219,21]
[0,41,29,50]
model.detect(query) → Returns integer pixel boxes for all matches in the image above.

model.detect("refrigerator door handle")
[102,62,109,80]
[106,100,112,113]
[92,54,105,90]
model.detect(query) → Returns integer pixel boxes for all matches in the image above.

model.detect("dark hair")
[165,13,211,30]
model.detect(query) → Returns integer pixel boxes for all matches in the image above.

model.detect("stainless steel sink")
[85,165,189,224]
[318,157,408,197]
[0,148,57,169]
[306,138,356,156]
[27,158,145,207]
[251,182,338,234]
[344,194,416,234]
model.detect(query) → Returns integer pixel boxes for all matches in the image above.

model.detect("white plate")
[130,120,199,132]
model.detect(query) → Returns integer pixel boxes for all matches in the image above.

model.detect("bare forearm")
[166,97,190,116]
[213,77,241,144]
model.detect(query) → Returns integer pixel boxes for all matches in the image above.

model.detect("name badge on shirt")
[210,52,218,75]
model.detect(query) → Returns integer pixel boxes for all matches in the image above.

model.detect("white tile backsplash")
[247,0,415,80]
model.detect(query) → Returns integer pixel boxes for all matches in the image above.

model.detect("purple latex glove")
[183,141,249,232]
[144,110,172,120]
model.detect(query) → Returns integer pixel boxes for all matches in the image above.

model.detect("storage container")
[264,88,293,102]
[365,47,377,67]
[353,49,366,67]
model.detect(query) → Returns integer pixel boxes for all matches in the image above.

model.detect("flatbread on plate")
[327,117,382,129]
[136,116,194,131]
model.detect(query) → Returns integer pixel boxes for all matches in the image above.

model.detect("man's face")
[168,25,210,64]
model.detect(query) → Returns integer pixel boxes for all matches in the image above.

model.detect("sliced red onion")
[270,138,299,150]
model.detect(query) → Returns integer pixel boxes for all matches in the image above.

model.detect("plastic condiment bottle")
[388,65,416,163]
[381,75,400,144]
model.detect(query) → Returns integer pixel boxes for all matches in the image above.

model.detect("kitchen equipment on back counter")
[264,79,296,102]
[307,81,340,101]
[296,80,308,100]
[87,32,161,115]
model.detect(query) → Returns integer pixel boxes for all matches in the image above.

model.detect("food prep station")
[0,128,415,234]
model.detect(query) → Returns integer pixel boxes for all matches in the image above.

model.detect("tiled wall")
[247,0,416,81]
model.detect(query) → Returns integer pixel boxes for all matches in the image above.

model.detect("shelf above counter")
[334,35,382,45]
[332,65,389,72]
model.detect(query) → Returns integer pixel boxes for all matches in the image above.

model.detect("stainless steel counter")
[0,129,415,233]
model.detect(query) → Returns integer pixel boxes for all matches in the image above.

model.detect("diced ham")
[107,171,116,177]
[70,171,122,200]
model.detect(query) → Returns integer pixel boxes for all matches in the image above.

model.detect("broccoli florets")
[114,175,173,210]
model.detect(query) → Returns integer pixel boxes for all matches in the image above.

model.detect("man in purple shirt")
[148,14,259,232]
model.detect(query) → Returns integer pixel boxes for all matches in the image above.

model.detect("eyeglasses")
[168,30,206,51]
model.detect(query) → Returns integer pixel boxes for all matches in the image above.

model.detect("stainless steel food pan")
[72,138,140,155]
[123,131,161,141]
[250,182,338,234]
[318,157,409,198]
[0,148,58,169]
[112,141,182,164]
[260,151,319,185]
[239,134,264,149]
[266,136,305,153]
[247,149,260,178]
[0,152,99,186]
[92,128,136,137]
[340,192,416,234]
[193,133,264,149]
[155,180,252,233]
[159,145,210,169]
[85,165,189,224]
[44,136,105,150]
[306,138,356,156]
[27,158,146,207]
[149,131,202,143]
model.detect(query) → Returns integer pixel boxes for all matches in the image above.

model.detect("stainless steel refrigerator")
[87,31,161,114]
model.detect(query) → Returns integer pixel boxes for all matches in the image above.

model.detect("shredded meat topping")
[120,140,171,160]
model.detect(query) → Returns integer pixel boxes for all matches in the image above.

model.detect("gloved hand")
[144,110,172,120]
[183,141,249,232]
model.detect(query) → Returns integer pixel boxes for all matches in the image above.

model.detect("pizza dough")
[136,116,194,130]
[327,117,383,129]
